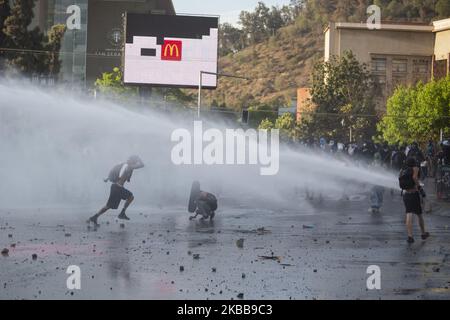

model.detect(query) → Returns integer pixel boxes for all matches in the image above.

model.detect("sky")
[172,0,292,26]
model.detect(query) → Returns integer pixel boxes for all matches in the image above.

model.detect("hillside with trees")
[203,0,450,111]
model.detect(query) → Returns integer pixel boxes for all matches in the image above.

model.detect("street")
[1,186,449,300]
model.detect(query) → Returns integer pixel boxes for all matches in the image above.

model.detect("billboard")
[124,13,219,88]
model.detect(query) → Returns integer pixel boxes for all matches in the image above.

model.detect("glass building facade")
[32,0,175,86]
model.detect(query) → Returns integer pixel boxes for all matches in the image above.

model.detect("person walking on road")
[399,157,430,244]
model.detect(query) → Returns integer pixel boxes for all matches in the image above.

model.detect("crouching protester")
[399,157,430,244]
[188,181,218,221]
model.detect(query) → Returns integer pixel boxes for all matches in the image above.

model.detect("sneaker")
[118,211,130,221]
[407,237,415,244]
[421,232,430,240]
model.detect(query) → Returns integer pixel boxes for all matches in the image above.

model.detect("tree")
[219,23,244,56]
[95,67,138,100]
[378,77,450,144]
[267,6,285,36]
[43,24,66,77]
[164,87,195,105]
[377,85,417,144]
[436,0,450,18]
[304,51,377,142]
[0,0,11,70]
[3,0,42,74]
[258,113,298,141]
[2,0,66,77]
[0,0,10,46]
[275,112,297,141]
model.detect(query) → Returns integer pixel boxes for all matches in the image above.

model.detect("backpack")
[205,193,218,211]
[399,167,415,190]
[106,163,126,183]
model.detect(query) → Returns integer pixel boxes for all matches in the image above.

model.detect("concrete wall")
[434,29,450,61]
[337,28,434,63]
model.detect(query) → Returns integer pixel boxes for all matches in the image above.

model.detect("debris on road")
[258,254,281,262]
[1,248,9,256]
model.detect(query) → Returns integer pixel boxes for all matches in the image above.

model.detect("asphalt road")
[1,187,450,300]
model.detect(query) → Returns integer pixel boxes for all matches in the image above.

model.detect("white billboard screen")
[124,14,219,88]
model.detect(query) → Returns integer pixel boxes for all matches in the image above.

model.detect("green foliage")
[0,0,10,70]
[1,0,66,76]
[258,112,298,141]
[436,0,450,18]
[258,118,275,130]
[95,67,138,99]
[43,24,66,76]
[163,87,195,105]
[236,1,300,48]
[275,112,297,141]
[378,77,450,144]
[219,23,244,56]
[0,0,10,45]
[95,67,194,106]
[247,104,277,127]
[303,51,377,142]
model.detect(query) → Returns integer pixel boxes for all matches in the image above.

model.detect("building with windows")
[31,0,175,86]
[323,18,450,109]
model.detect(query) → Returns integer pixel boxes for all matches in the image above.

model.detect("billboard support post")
[197,71,250,118]
[198,71,203,118]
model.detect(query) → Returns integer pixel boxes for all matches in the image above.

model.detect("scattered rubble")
[258,254,281,262]
[1,248,9,256]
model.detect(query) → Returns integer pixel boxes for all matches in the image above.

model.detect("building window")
[372,58,386,73]
[413,59,429,74]
[392,59,407,73]
[393,75,407,87]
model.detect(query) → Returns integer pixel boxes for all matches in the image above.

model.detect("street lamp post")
[197,71,250,118]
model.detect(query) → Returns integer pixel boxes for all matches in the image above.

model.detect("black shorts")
[107,184,133,209]
[403,191,422,215]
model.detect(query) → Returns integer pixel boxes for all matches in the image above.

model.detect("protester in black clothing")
[399,157,430,244]
[391,146,407,171]
[189,181,218,221]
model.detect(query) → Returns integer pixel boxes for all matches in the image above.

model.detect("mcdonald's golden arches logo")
[162,40,182,61]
